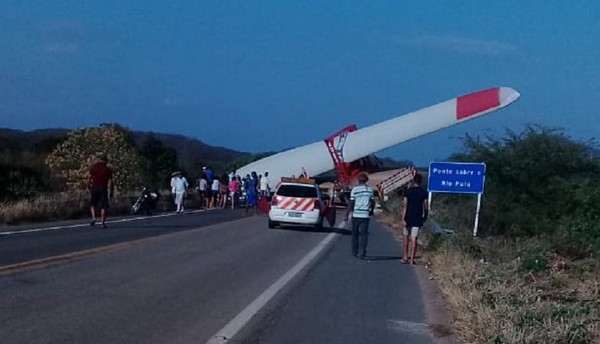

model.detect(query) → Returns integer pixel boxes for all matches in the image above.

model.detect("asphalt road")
[0,211,436,343]
[0,209,247,266]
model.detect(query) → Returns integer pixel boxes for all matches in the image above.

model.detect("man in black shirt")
[401,173,428,264]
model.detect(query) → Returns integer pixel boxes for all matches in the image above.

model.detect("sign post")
[427,162,486,236]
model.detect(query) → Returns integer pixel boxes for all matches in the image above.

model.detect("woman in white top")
[209,177,220,209]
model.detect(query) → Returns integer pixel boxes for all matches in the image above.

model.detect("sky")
[0,1,598,166]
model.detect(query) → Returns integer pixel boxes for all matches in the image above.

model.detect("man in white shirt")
[173,172,189,214]
[170,173,178,203]
[344,173,375,259]
[198,175,208,208]
[259,171,270,197]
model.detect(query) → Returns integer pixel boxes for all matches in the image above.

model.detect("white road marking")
[205,231,338,344]
[0,209,208,236]
[388,319,430,336]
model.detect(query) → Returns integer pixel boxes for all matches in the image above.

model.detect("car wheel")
[268,220,278,229]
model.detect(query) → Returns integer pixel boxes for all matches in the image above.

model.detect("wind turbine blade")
[235,87,519,183]
[342,87,519,162]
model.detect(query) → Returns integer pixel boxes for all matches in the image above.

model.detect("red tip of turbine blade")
[456,88,501,120]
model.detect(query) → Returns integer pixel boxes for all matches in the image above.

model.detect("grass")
[0,190,204,225]
[0,192,128,225]
[412,227,600,344]
[378,194,600,344]
[422,235,600,343]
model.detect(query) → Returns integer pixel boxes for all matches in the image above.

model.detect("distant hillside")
[0,128,250,168]
[133,131,249,166]
[0,128,69,151]
[0,127,413,173]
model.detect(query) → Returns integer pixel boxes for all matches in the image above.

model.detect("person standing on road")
[219,173,229,208]
[204,166,213,185]
[401,173,429,265]
[229,175,239,209]
[344,173,375,259]
[259,171,270,198]
[245,171,259,216]
[173,172,189,214]
[197,173,208,209]
[170,172,178,206]
[209,176,220,209]
[88,153,114,229]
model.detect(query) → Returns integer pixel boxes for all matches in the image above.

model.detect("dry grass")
[423,235,600,343]
[0,192,135,225]
[377,194,600,343]
[0,190,208,225]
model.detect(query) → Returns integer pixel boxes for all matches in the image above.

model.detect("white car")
[268,179,325,229]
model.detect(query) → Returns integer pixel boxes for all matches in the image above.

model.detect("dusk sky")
[1,1,598,166]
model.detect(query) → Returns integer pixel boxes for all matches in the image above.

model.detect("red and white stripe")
[274,196,317,212]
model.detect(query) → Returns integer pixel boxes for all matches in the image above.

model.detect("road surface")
[0,210,437,343]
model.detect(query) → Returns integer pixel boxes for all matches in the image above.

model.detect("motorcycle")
[131,187,160,215]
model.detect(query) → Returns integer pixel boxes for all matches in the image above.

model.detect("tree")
[0,162,47,201]
[448,126,600,238]
[139,134,179,189]
[45,124,144,192]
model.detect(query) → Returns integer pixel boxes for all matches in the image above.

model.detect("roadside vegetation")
[383,126,600,343]
[0,124,260,225]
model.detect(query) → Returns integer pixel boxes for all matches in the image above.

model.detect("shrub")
[445,126,600,257]
[45,124,144,192]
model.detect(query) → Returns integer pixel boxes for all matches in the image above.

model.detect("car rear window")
[276,184,318,198]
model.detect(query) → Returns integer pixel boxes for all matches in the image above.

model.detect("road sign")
[428,162,486,194]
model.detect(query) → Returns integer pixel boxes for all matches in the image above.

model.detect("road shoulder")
[376,216,460,344]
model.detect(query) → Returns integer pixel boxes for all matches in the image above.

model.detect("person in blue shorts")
[245,171,259,216]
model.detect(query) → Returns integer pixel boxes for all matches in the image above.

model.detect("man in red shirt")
[88,154,114,229]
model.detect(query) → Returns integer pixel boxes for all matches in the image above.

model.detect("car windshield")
[276,185,318,198]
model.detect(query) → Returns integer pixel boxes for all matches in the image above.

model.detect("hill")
[0,128,250,168]
[0,126,413,178]
[136,131,248,167]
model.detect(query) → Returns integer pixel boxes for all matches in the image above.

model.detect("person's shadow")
[362,255,403,261]
[332,228,351,236]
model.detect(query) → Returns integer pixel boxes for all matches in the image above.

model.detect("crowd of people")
[170,166,271,215]
[87,155,428,264]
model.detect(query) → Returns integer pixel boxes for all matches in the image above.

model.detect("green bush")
[0,162,49,201]
[444,126,600,257]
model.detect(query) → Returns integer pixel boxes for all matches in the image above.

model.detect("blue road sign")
[428,162,486,194]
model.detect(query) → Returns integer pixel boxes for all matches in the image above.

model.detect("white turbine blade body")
[342,87,519,161]
[236,87,519,183]
[236,141,332,182]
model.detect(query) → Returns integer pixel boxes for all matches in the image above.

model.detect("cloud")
[394,34,518,57]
